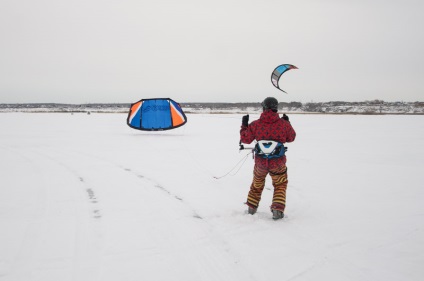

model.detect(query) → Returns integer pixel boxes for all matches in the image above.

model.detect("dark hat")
[261,97,278,112]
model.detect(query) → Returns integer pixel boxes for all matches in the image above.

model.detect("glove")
[282,114,289,122]
[242,114,249,127]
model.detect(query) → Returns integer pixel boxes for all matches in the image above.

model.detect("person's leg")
[246,164,268,212]
[269,165,288,213]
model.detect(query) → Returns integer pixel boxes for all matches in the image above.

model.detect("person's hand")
[282,114,289,122]
[242,114,249,127]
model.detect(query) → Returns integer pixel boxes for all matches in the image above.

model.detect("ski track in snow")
[6,142,255,281]
[0,144,104,280]
[101,157,257,281]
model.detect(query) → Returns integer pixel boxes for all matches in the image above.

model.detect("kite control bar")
[239,141,255,151]
[239,141,255,160]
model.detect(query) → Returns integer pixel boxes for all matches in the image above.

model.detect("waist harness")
[254,140,286,159]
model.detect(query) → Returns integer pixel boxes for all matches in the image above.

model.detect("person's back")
[240,108,295,169]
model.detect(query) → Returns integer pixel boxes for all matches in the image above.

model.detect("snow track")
[0,114,253,281]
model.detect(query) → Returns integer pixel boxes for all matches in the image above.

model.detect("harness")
[254,140,287,159]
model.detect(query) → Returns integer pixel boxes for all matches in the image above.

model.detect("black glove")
[282,114,289,122]
[242,114,249,127]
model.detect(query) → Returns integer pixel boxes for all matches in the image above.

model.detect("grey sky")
[1,0,423,103]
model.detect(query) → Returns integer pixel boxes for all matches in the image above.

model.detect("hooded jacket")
[240,110,296,169]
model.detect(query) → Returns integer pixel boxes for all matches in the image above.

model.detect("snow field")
[0,113,423,281]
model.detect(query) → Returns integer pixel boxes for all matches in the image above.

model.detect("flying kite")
[271,64,298,93]
[127,98,187,131]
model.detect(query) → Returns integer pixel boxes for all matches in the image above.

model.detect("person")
[240,97,296,219]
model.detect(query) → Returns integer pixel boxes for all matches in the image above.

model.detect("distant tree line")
[1,101,423,114]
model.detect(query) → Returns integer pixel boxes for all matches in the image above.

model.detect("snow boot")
[272,209,284,220]
[248,206,257,215]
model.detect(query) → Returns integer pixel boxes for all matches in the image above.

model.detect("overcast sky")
[1,0,423,103]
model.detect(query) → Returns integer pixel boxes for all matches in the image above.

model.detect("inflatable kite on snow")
[127,98,187,131]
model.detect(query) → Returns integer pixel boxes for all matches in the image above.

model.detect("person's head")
[261,97,278,112]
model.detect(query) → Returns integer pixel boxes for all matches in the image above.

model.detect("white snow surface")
[0,113,423,281]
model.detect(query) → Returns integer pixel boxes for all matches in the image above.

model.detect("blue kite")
[127,98,187,131]
[271,64,298,93]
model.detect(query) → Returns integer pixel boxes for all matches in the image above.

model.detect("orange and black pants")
[246,164,288,211]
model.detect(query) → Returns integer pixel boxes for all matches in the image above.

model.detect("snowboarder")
[240,97,296,219]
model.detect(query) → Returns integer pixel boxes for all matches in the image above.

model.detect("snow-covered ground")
[0,113,423,281]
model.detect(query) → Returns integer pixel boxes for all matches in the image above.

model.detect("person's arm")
[240,115,255,144]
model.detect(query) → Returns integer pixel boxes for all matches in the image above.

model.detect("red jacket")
[240,110,296,168]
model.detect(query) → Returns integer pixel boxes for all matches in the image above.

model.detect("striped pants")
[246,164,288,212]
